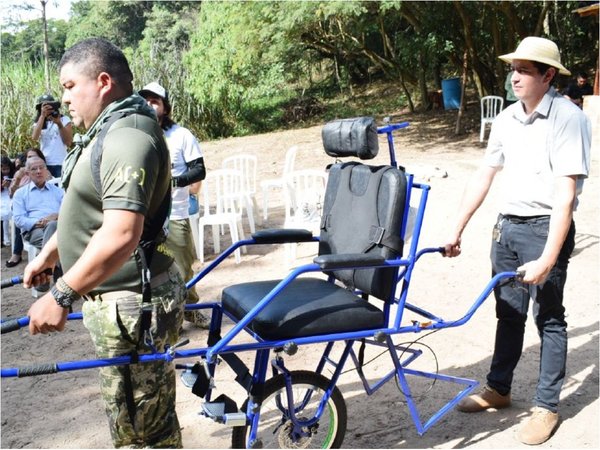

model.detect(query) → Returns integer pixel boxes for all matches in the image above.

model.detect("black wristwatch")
[51,278,81,308]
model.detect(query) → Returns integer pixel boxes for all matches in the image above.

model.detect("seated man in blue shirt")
[12,156,63,252]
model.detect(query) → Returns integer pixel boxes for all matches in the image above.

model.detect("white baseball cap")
[139,82,169,101]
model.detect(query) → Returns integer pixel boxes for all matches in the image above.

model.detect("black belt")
[502,214,550,224]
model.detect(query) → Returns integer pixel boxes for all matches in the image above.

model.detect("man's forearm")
[60,210,143,296]
[539,177,577,268]
[453,166,497,235]
[14,215,36,232]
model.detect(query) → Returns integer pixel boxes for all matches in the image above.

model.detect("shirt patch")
[115,166,146,186]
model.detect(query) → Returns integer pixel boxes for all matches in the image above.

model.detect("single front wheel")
[231,370,347,448]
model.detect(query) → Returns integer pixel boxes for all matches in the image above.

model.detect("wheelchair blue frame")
[1,121,521,448]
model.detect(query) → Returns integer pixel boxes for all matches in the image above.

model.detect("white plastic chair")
[283,169,327,265]
[480,95,504,142]
[222,154,259,233]
[1,188,12,246]
[260,146,298,221]
[197,169,246,264]
[4,190,41,297]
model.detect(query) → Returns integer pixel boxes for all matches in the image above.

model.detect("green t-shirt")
[57,108,173,294]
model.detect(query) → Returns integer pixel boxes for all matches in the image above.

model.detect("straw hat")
[499,36,571,76]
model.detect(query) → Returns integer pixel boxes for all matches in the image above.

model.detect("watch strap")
[51,285,73,308]
[56,277,81,301]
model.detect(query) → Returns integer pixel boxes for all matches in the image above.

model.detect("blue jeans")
[12,222,23,255]
[488,214,575,412]
[46,165,62,178]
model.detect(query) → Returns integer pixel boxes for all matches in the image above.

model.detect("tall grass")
[0,60,64,157]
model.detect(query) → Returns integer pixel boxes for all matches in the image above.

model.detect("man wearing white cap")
[139,82,210,328]
[444,36,591,445]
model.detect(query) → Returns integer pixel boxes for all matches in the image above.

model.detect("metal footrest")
[180,367,198,388]
[177,361,213,397]
[201,394,246,426]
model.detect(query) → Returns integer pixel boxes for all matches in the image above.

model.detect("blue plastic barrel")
[442,77,461,110]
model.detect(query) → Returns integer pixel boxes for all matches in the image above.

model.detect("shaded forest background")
[1,0,598,155]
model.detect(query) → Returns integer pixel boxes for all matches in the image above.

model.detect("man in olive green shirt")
[24,38,186,448]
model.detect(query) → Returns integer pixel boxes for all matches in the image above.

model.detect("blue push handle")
[1,313,83,334]
[1,275,24,289]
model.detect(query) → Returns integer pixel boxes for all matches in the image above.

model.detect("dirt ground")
[1,108,598,449]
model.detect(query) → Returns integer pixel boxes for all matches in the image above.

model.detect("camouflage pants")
[82,266,186,448]
[164,218,199,305]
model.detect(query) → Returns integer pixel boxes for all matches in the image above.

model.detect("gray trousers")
[22,220,58,250]
[488,214,575,412]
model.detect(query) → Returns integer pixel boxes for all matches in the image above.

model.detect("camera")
[47,101,61,117]
[36,100,61,117]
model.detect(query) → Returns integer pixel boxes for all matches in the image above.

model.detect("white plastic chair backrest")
[284,169,327,224]
[222,154,257,196]
[481,95,504,121]
[202,169,243,216]
[283,146,298,175]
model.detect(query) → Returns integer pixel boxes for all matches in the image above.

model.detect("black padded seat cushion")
[222,278,384,340]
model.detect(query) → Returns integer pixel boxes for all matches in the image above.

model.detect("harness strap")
[123,365,138,432]
[356,339,367,378]
[207,331,253,393]
[135,245,154,349]
[362,225,404,254]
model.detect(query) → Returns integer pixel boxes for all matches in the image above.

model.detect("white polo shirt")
[164,123,203,220]
[484,87,591,216]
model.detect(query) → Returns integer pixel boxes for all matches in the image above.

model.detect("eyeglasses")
[29,166,46,172]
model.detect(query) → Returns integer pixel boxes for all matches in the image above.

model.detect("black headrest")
[322,117,379,160]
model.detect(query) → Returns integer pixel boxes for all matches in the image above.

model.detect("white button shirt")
[484,87,591,216]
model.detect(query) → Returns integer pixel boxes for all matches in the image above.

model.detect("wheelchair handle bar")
[1,275,23,289]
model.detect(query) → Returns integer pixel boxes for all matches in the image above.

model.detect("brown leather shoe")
[518,407,559,445]
[456,384,511,412]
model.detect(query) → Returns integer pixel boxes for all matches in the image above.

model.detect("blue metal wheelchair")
[1,117,521,448]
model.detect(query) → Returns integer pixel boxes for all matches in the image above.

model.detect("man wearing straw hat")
[444,36,591,445]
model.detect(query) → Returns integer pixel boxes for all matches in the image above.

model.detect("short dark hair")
[59,38,133,92]
[532,61,557,85]
[25,147,46,162]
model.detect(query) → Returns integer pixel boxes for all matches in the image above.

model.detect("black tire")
[231,370,347,448]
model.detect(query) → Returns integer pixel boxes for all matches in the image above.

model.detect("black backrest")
[322,117,379,160]
[318,161,406,301]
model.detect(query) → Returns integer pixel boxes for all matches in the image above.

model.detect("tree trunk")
[418,52,430,110]
[400,76,414,113]
[455,49,468,135]
[41,0,50,91]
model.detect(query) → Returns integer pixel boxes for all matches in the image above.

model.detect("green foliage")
[1,19,68,64]
[185,1,296,135]
[1,0,598,148]
[66,0,154,49]
[0,60,64,155]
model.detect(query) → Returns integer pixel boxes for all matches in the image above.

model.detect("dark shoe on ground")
[518,406,559,445]
[184,310,211,329]
[456,384,511,412]
[5,256,22,268]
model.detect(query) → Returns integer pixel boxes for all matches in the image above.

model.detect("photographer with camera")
[31,94,73,178]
